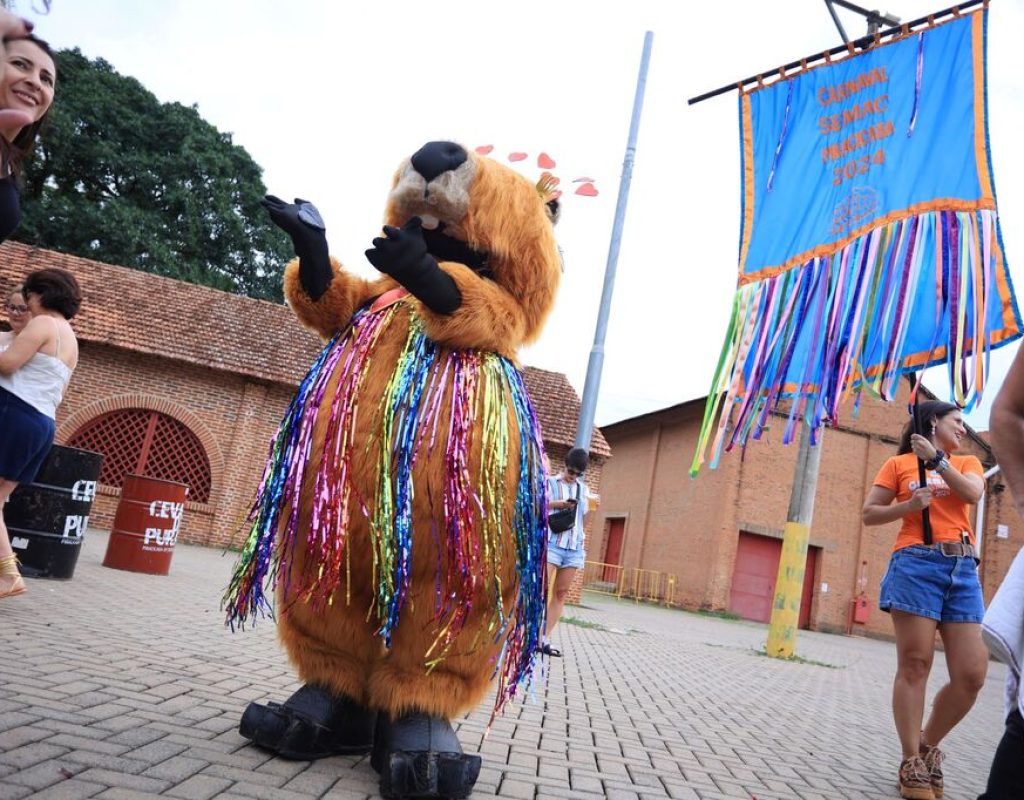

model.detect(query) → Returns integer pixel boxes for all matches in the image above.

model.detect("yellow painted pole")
[766,421,822,658]
[765,521,811,656]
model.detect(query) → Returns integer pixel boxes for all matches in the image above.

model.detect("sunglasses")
[565,468,583,477]
[4,304,28,314]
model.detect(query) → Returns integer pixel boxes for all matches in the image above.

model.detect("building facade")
[590,382,1021,639]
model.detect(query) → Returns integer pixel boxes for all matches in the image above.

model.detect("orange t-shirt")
[872,452,983,552]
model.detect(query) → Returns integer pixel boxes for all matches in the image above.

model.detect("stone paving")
[0,530,1009,799]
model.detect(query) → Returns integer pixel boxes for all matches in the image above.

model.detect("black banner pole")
[909,375,934,546]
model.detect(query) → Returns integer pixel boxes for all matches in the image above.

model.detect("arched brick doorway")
[67,408,212,503]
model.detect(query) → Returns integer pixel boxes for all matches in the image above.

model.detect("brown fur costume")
[251,147,562,722]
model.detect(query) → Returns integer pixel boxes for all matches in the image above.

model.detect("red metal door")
[729,532,780,623]
[603,518,625,582]
[799,545,819,630]
[730,532,819,628]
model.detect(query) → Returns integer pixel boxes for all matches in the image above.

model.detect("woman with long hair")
[862,400,988,799]
[0,30,55,237]
[0,22,62,600]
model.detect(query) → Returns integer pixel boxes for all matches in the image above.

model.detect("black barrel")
[6,444,104,579]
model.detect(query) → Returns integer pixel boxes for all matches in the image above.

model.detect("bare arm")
[991,344,1024,517]
[862,484,932,526]
[906,432,984,505]
[934,462,985,505]
[0,316,46,374]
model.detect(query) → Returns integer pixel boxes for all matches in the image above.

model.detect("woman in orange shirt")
[862,400,988,800]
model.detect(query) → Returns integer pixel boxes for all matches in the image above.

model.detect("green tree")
[15,48,290,302]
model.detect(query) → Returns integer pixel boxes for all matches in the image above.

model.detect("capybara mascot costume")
[225,141,562,799]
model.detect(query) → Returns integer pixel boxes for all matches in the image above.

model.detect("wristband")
[924,449,946,471]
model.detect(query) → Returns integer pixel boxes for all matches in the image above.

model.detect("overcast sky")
[26,0,1024,431]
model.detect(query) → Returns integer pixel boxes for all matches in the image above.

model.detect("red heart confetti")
[575,183,599,197]
[508,152,527,162]
[475,145,494,155]
[537,152,556,169]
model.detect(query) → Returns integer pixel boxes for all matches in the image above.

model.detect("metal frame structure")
[688,0,984,106]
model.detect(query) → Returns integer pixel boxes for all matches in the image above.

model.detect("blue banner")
[693,9,1021,474]
[742,12,991,279]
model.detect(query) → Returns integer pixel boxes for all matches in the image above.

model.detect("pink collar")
[370,287,410,312]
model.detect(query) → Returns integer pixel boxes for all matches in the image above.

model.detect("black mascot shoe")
[239,683,376,760]
[371,712,481,799]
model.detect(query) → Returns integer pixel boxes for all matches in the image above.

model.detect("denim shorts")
[879,544,985,623]
[547,536,585,569]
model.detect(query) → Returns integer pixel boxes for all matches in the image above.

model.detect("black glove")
[365,217,461,315]
[262,195,332,301]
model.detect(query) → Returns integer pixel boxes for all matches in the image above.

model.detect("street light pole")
[574,31,653,451]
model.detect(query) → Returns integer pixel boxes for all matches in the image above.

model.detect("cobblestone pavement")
[0,531,1008,799]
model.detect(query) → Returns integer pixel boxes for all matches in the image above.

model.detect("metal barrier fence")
[580,561,677,606]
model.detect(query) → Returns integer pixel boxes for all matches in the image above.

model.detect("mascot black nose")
[411,141,468,183]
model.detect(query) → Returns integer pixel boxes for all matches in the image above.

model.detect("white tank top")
[0,319,73,418]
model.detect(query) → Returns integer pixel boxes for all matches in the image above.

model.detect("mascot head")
[385,141,562,345]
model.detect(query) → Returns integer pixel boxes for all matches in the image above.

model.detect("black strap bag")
[548,482,579,533]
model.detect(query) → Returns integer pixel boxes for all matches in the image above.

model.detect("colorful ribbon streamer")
[692,209,1004,475]
[224,299,549,715]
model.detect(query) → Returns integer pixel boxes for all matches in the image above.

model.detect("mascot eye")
[545,199,561,226]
